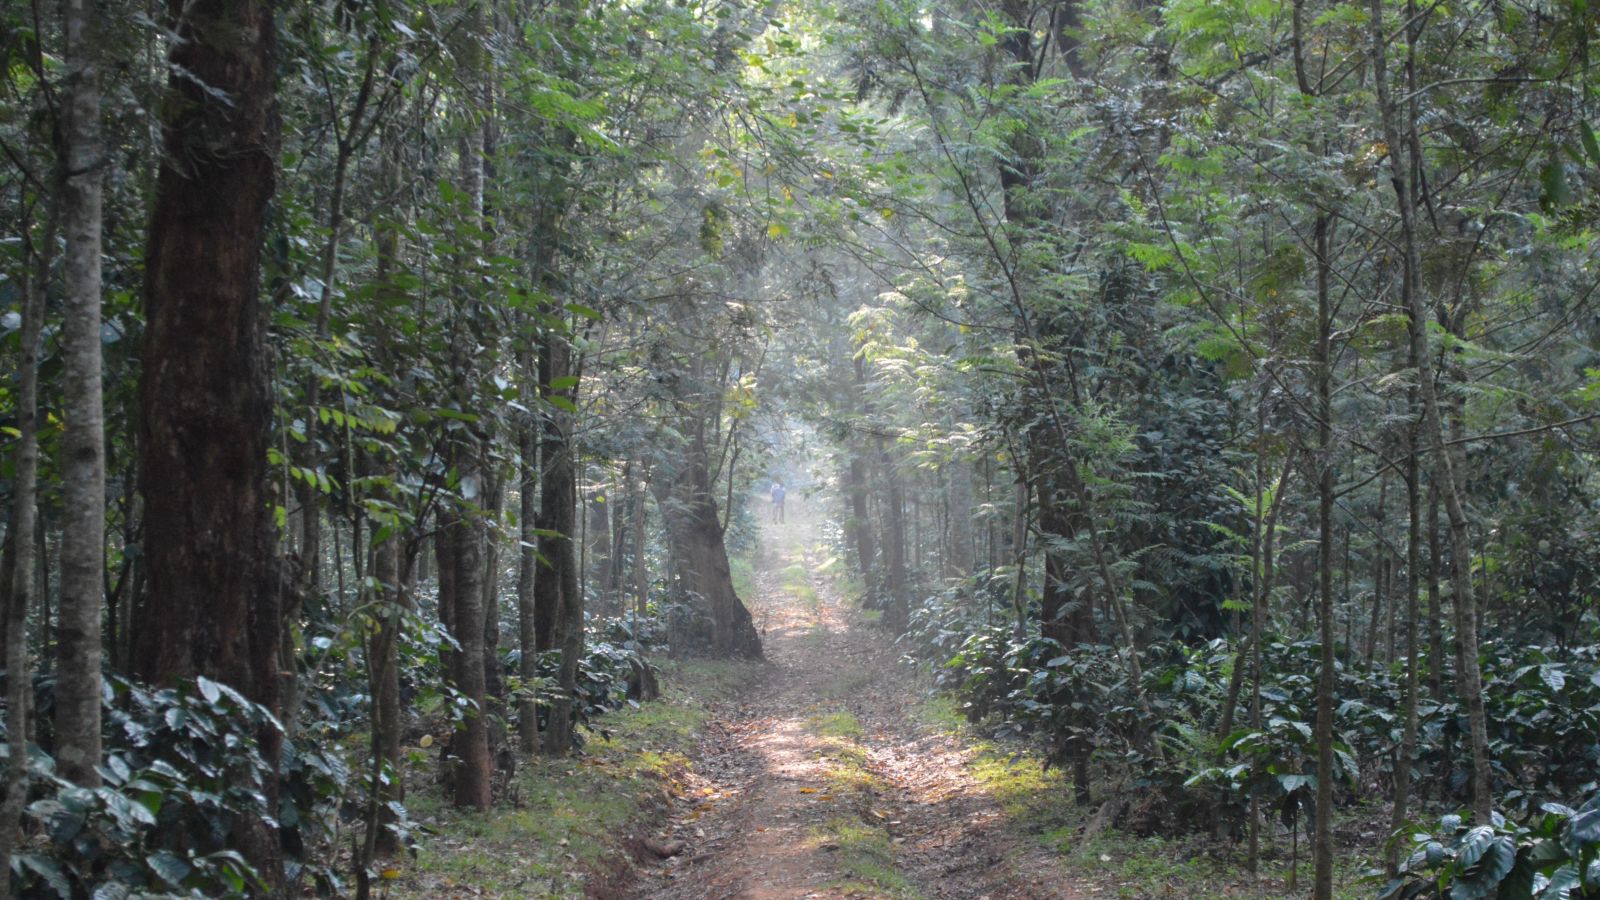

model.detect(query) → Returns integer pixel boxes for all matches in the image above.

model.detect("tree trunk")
[517,390,541,753]
[56,0,105,789]
[877,439,910,631]
[482,465,505,704]
[537,324,584,754]
[1370,0,1492,822]
[135,0,284,887]
[1389,399,1423,872]
[1311,214,1337,900]
[945,455,975,578]
[653,446,762,659]
[1426,479,1444,701]
[0,201,48,900]
[447,494,492,809]
[588,486,612,614]
[363,512,407,860]
[846,451,875,581]
[631,469,649,617]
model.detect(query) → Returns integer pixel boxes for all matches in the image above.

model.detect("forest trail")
[626,503,1089,900]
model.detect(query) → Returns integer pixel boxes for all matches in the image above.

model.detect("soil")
[621,507,1091,899]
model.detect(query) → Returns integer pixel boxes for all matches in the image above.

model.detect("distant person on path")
[770,480,786,523]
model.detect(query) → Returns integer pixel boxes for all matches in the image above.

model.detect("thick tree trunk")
[134,0,284,888]
[653,447,761,659]
[56,0,105,789]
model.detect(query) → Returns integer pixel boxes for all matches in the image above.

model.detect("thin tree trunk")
[482,465,505,704]
[1009,476,1029,639]
[364,135,408,857]
[1390,395,1423,872]
[297,31,382,602]
[945,455,975,577]
[631,468,649,617]
[877,439,909,631]
[1426,479,1444,701]
[517,368,540,753]
[448,490,492,809]
[56,0,105,789]
[537,321,585,753]
[1367,475,1388,670]
[1370,0,1492,822]
[0,201,48,900]
[1311,213,1337,900]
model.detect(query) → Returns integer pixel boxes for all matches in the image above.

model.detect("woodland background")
[2,0,1599,896]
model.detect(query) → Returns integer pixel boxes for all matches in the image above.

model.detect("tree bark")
[134,0,284,887]
[1311,214,1336,900]
[537,323,585,753]
[652,444,762,659]
[876,438,910,631]
[1426,479,1444,701]
[517,386,541,753]
[447,495,492,809]
[0,201,48,900]
[56,0,105,789]
[631,468,650,617]
[1390,397,1423,872]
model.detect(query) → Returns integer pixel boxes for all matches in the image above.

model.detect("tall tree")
[133,0,285,885]
[0,199,50,900]
[55,0,105,790]
[1369,0,1493,823]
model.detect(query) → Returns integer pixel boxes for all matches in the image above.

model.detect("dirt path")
[625,508,1089,899]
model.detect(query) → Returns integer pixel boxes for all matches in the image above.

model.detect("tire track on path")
[623,508,1090,899]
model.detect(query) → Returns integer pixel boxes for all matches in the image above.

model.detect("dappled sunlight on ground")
[627,507,1089,900]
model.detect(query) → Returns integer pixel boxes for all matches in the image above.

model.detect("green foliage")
[1383,797,1600,899]
[14,676,348,898]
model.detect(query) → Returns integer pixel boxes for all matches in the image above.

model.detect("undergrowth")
[388,658,752,898]
[915,695,1372,899]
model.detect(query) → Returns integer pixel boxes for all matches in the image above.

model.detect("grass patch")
[915,694,1068,823]
[1049,828,1369,899]
[775,559,821,615]
[800,707,915,896]
[810,709,865,741]
[729,555,758,604]
[914,695,1375,899]
[390,657,753,898]
[812,818,920,898]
